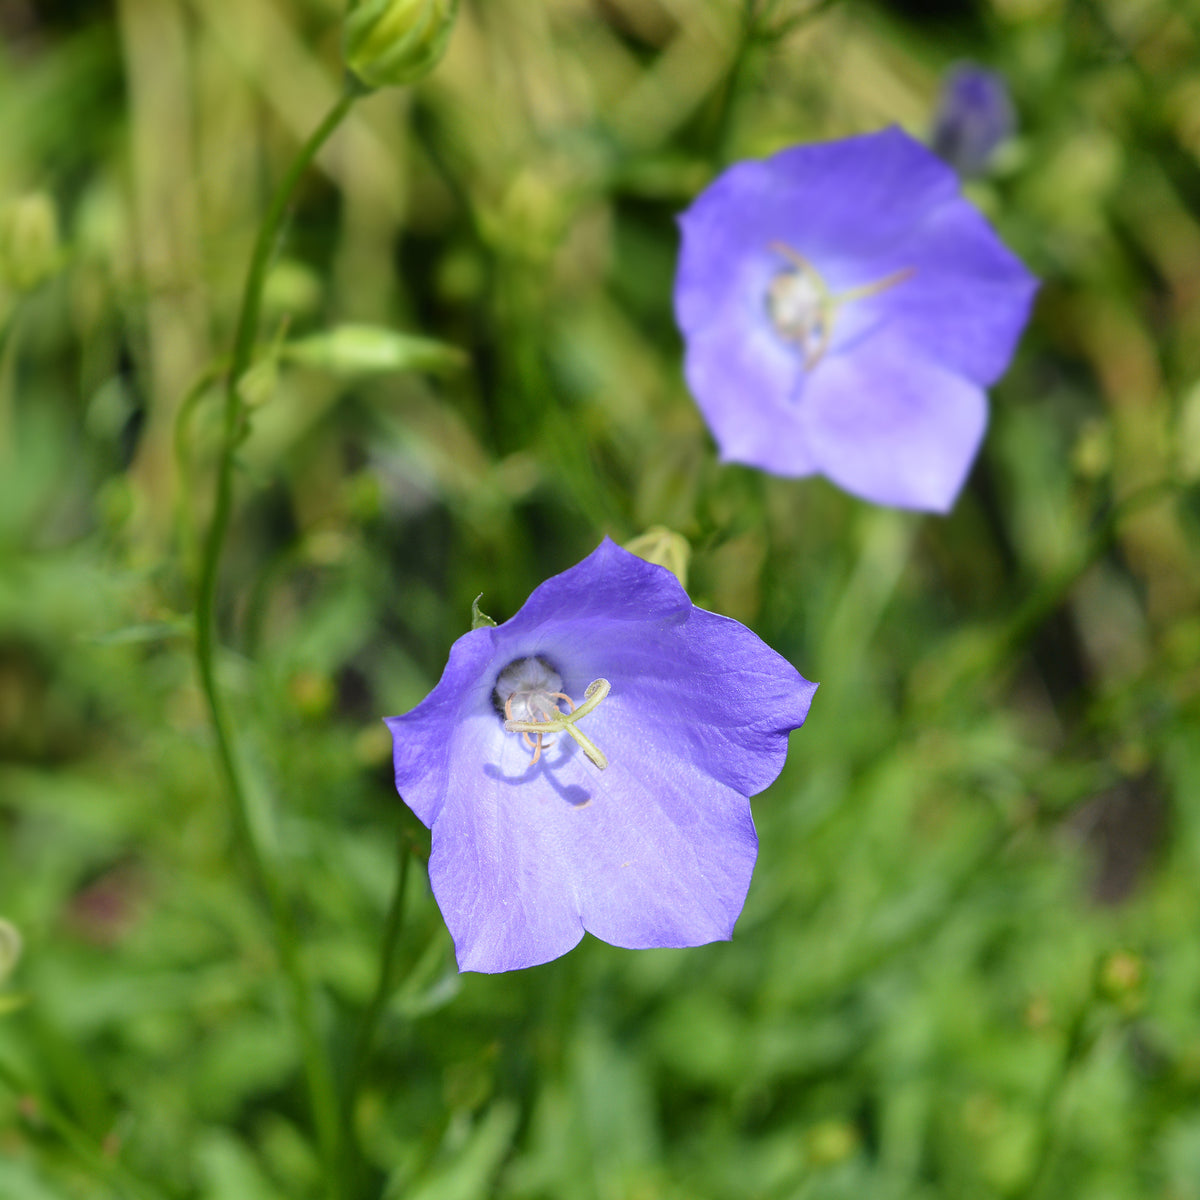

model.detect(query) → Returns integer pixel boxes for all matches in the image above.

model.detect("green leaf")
[0,993,28,1018]
[0,919,21,985]
[394,1100,519,1200]
[281,324,467,377]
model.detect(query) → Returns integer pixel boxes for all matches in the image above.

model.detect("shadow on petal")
[483,743,593,808]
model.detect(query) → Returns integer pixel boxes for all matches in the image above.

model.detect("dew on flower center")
[765,242,915,370]
[492,656,610,770]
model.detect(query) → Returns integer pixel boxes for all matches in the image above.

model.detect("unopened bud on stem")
[0,193,60,292]
[343,0,459,91]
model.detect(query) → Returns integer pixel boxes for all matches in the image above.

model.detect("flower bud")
[624,527,691,590]
[1097,950,1144,1008]
[931,64,1015,178]
[0,193,60,292]
[343,0,459,91]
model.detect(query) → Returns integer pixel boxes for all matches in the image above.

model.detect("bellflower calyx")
[385,540,816,973]
[674,127,1038,512]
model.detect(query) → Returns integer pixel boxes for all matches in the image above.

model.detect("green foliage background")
[3,0,1200,1197]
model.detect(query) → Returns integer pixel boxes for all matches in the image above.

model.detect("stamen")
[837,266,916,303]
[504,677,610,771]
[766,242,915,370]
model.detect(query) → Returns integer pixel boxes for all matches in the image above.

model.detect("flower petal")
[530,610,816,798]
[800,332,988,512]
[499,538,691,641]
[760,128,963,269]
[427,708,759,972]
[680,309,817,474]
[385,628,498,828]
[675,156,779,337]
[495,544,817,797]
[857,199,1038,386]
[675,128,962,337]
[425,715,588,973]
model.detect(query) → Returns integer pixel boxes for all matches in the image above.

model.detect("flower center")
[492,656,610,771]
[765,242,915,370]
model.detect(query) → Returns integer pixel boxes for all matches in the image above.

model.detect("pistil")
[492,656,610,770]
[766,242,914,370]
[504,679,610,770]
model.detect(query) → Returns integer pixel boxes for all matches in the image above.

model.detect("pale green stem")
[192,83,361,1198]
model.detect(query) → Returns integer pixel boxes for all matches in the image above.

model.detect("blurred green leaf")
[280,325,467,377]
[397,1100,519,1200]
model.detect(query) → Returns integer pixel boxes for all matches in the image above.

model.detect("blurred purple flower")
[674,127,1037,512]
[385,539,816,973]
[932,63,1016,178]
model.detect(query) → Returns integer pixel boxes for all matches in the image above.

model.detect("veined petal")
[385,628,498,827]
[679,294,819,475]
[676,128,962,337]
[801,333,988,513]
[426,717,588,973]
[499,538,691,640]
[536,609,817,799]
[427,708,758,973]
[859,198,1038,386]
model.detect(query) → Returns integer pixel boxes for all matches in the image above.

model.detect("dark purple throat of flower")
[492,655,610,771]
[765,242,915,370]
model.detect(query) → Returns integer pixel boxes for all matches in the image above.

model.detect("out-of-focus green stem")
[710,0,760,166]
[709,0,841,165]
[0,1055,162,1200]
[350,837,412,1086]
[0,310,22,457]
[977,477,1181,685]
[172,362,225,576]
[342,831,412,1191]
[1023,976,1110,1200]
[192,84,360,1199]
[931,476,1184,711]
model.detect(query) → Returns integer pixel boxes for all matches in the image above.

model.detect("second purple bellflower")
[674,127,1037,513]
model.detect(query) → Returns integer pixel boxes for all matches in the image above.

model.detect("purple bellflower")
[931,64,1016,178]
[385,539,816,973]
[674,127,1037,513]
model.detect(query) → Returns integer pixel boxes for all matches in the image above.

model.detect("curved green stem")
[192,84,360,1198]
